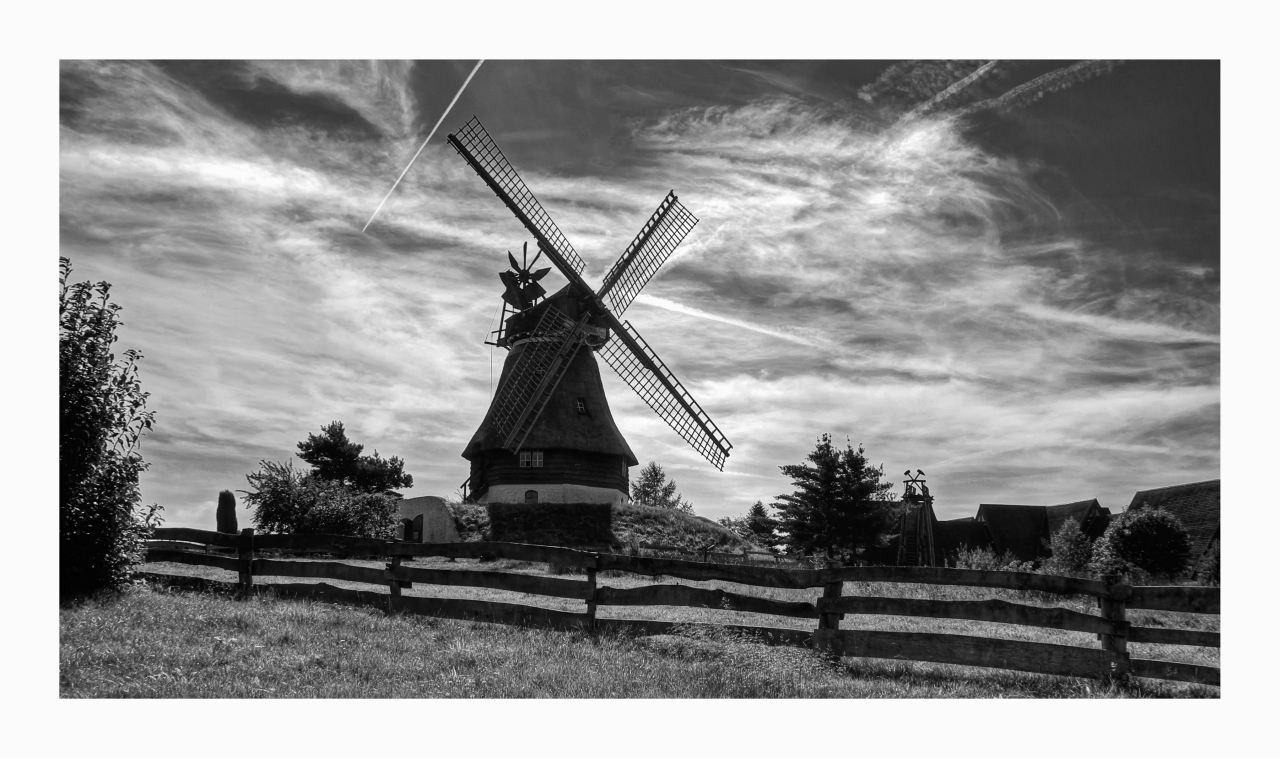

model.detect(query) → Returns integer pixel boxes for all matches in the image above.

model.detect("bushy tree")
[720,501,782,549]
[60,258,161,597]
[216,490,238,534]
[630,461,692,513]
[296,421,412,493]
[1090,506,1192,580]
[1040,519,1094,577]
[241,459,400,538]
[745,500,780,548]
[773,434,895,559]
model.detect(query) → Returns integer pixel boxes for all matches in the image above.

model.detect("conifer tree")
[774,434,894,559]
[630,461,692,513]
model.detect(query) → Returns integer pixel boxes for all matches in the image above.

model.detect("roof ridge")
[1134,479,1219,495]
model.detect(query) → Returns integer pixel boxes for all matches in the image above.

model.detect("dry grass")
[58,557,1219,698]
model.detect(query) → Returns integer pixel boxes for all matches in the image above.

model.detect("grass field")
[58,557,1220,698]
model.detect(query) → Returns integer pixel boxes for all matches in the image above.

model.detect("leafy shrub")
[1090,506,1191,580]
[951,545,1034,573]
[448,501,490,542]
[1040,519,1094,577]
[717,515,752,541]
[60,257,160,597]
[216,490,238,534]
[241,460,399,539]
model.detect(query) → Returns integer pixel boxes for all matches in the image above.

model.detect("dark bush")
[1091,506,1192,580]
[60,258,159,597]
[216,490,238,534]
[487,502,613,547]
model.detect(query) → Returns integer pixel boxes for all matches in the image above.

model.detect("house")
[1127,479,1219,578]
[896,497,1111,567]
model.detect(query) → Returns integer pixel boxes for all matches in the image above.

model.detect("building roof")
[1128,479,1220,561]
[932,517,992,563]
[463,342,638,465]
[975,504,1051,562]
[1046,499,1098,535]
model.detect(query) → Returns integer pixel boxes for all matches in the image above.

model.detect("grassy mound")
[611,503,751,551]
[447,501,753,551]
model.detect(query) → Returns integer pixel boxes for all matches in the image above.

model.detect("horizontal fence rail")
[812,629,1116,681]
[817,596,1126,636]
[141,528,1219,688]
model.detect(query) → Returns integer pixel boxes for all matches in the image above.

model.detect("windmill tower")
[447,117,732,505]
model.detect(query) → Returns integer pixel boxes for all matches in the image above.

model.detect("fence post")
[237,528,255,594]
[1098,574,1131,682]
[387,553,404,613]
[585,553,599,631]
[816,558,844,658]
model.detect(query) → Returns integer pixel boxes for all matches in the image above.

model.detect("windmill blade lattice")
[487,306,590,453]
[598,191,699,316]
[598,319,732,470]
[447,117,586,278]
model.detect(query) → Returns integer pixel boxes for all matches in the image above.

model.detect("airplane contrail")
[362,59,485,233]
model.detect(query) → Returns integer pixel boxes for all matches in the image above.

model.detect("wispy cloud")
[59,61,1219,526]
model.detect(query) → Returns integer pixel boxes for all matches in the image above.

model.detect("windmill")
[447,116,732,505]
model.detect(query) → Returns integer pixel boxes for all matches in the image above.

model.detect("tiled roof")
[975,504,1051,562]
[1046,499,1098,535]
[933,517,992,563]
[1128,479,1220,562]
[1045,499,1111,540]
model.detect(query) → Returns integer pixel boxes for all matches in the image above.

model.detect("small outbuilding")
[396,495,461,544]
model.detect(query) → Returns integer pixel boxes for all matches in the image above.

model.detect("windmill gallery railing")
[140,528,1219,687]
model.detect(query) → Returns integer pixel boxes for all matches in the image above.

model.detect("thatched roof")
[463,342,637,465]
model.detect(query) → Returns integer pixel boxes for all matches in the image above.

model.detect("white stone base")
[478,483,628,506]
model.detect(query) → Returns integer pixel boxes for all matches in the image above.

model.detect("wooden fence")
[141,527,1220,687]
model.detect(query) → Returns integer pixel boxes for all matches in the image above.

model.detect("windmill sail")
[598,191,699,316]
[597,318,732,470]
[486,306,590,454]
[447,116,586,278]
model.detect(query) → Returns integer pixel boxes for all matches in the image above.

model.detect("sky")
[58,60,1220,529]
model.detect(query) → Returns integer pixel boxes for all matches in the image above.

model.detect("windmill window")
[525,489,538,504]
[576,397,587,414]
[520,450,543,468]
